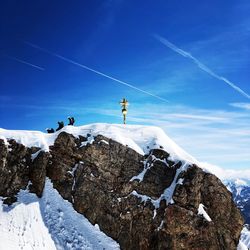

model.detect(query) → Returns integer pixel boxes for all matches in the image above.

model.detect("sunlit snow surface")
[0,123,197,163]
[0,180,120,250]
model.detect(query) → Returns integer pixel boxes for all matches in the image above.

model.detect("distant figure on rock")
[46,128,54,133]
[56,121,64,131]
[68,117,75,126]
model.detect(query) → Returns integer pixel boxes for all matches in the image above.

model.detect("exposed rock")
[0,139,31,202]
[169,165,243,249]
[46,132,82,201]
[0,132,245,250]
[135,149,182,199]
[29,150,50,197]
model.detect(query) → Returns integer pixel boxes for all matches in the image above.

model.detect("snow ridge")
[0,123,197,164]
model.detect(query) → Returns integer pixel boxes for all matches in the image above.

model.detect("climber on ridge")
[68,117,75,126]
[46,128,55,133]
[56,121,64,131]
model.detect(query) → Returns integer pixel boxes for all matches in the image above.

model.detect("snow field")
[0,180,120,250]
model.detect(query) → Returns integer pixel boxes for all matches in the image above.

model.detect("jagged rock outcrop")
[0,131,244,250]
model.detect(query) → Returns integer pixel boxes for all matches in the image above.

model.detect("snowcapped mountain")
[224,179,250,249]
[0,123,197,163]
[225,179,250,225]
[0,124,247,249]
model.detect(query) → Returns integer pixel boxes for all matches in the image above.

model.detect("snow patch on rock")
[198,204,212,222]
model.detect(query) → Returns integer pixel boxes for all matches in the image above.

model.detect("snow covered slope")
[0,123,197,163]
[0,180,120,250]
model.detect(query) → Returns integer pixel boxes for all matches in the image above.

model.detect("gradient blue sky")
[0,0,249,170]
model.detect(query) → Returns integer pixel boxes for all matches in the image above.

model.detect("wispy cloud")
[122,104,250,169]
[230,102,250,110]
[201,162,250,180]
[5,55,45,71]
[154,34,250,99]
[69,102,249,169]
[170,113,229,122]
[23,41,169,103]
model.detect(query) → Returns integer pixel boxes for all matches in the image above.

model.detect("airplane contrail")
[5,55,45,71]
[154,34,250,99]
[23,41,169,103]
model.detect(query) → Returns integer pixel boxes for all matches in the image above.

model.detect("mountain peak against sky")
[0,123,245,249]
[0,123,196,163]
[0,123,249,182]
[0,1,250,171]
[1,1,249,249]
[234,179,249,186]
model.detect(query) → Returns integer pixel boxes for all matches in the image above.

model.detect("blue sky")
[0,0,249,170]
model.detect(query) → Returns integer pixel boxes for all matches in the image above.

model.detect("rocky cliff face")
[0,131,244,250]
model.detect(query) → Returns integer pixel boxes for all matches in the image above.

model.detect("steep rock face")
[0,132,244,250]
[168,166,243,249]
[0,139,41,203]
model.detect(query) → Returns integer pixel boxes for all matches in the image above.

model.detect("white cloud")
[201,162,250,181]
[124,103,250,169]
[169,113,229,122]
[230,102,250,110]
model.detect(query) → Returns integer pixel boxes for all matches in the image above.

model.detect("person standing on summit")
[56,121,64,131]
[68,117,75,125]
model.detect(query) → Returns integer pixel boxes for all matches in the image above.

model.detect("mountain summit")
[0,124,245,249]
